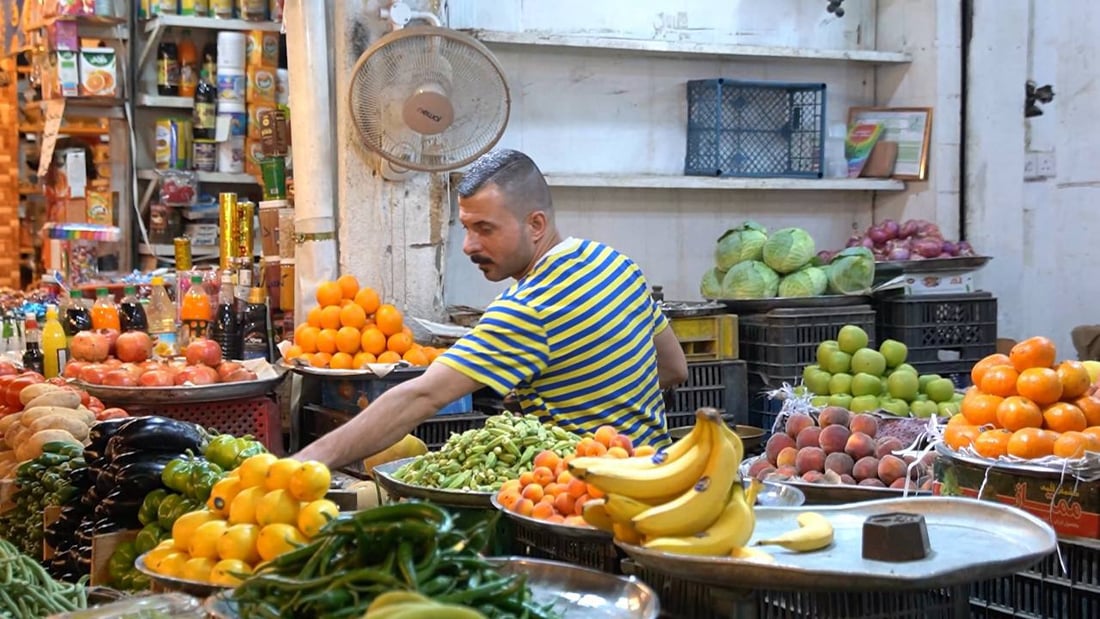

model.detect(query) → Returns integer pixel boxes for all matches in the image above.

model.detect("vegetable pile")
[394,413,581,492]
[823,218,979,263]
[0,441,85,559]
[231,502,559,619]
[0,538,87,616]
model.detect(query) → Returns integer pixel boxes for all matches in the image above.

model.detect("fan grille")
[349,26,510,172]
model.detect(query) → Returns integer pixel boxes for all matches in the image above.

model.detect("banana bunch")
[362,591,486,619]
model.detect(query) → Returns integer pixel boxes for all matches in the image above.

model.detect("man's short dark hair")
[456,149,552,215]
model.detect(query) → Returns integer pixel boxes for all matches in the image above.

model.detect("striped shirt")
[438,238,671,447]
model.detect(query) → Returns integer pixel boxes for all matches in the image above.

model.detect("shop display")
[829,218,979,264]
[0,538,87,616]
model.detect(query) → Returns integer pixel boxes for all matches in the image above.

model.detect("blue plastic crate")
[685,78,825,178]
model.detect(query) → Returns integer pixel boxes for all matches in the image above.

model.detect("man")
[297,149,688,469]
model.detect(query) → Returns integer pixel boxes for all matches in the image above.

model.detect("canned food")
[174,236,193,271]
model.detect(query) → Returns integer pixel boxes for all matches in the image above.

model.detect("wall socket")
[1024,150,1056,181]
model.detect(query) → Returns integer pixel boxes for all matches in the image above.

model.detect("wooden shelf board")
[534,174,906,191]
[144,15,283,34]
[138,169,259,184]
[136,94,192,108]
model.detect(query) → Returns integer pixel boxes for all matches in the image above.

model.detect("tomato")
[87,395,105,413]
[6,374,44,409]
[96,407,129,421]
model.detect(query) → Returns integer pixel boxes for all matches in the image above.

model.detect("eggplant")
[107,453,177,498]
[100,488,151,519]
[105,417,209,460]
[93,517,126,535]
[85,418,136,459]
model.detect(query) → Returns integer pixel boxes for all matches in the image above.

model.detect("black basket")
[668,360,748,424]
[969,537,1100,618]
[301,404,486,452]
[512,518,623,574]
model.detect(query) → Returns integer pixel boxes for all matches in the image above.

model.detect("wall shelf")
[138,169,259,184]
[139,243,219,257]
[136,94,192,108]
[143,15,284,34]
[462,29,912,64]
[538,174,906,191]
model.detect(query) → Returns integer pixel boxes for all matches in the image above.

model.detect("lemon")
[171,510,217,551]
[288,460,331,502]
[210,559,252,586]
[228,486,267,525]
[216,523,261,564]
[181,556,217,582]
[255,489,300,527]
[207,476,243,517]
[256,523,307,562]
[143,544,176,568]
[189,519,230,560]
[297,499,339,538]
[265,458,304,492]
[237,453,279,489]
[151,551,190,578]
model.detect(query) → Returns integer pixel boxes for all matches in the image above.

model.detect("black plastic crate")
[301,404,486,452]
[875,292,997,364]
[970,537,1100,618]
[739,305,877,388]
[758,587,965,618]
[512,517,623,574]
[748,391,785,438]
[669,360,748,424]
[909,359,988,389]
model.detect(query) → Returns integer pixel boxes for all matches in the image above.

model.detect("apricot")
[754,465,778,482]
[818,425,851,454]
[890,477,915,490]
[776,446,799,469]
[849,414,879,438]
[748,458,774,478]
[877,455,909,486]
[874,436,905,459]
[795,446,826,475]
[859,478,887,487]
[840,473,857,485]
[823,451,855,477]
[765,433,797,465]
[919,476,935,491]
[796,426,822,449]
[785,413,816,439]
[801,470,826,483]
[845,431,876,461]
[852,456,881,481]
[818,406,851,428]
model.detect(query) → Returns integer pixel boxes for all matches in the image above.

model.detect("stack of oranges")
[283,275,443,369]
[945,336,1100,460]
[496,425,655,527]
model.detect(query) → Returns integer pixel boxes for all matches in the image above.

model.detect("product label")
[194,102,215,130]
[241,334,269,361]
[152,331,177,359]
[158,58,180,87]
[54,349,69,372]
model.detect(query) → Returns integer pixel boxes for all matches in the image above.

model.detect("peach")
[796,426,822,449]
[748,458,774,478]
[818,425,851,454]
[785,413,816,439]
[845,431,876,461]
[818,406,851,428]
[874,437,905,459]
[858,478,887,487]
[765,470,793,482]
[840,474,857,485]
[823,452,854,477]
[795,446,826,475]
[849,414,879,438]
[774,465,798,478]
[919,476,935,491]
[776,446,799,469]
[754,465,778,482]
[801,470,826,483]
[877,455,908,486]
[852,456,881,481]
[890,477,915,490]
[765,433,797,465]
[609,433,635,456]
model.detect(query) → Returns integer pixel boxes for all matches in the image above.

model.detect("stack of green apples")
[801,325,965,418]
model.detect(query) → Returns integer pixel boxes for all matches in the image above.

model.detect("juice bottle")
[22,313,43,375]
[178,31,198,97]
[63,289,92,347]
[91,287,121,331]
[119,285,149,333]
[42,305,68,379]
[147,275,178,357]
[179,274,212,345]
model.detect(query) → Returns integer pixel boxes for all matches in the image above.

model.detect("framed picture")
[847,107,933,180]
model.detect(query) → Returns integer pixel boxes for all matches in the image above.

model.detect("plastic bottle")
[178,31,198,97]
[238,287,273,362]
[147,275,178,358]
[180,275,212,346]
[91,287,121,331]
[157,39,180,96]
[209,271,241,360]
[63,289,92,347]
[22,313,43,375]
[42,305,68,379]
[193,51,217,141]
[119,285,149,333]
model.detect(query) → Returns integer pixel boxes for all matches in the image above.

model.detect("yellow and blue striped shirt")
[438,238,671,447]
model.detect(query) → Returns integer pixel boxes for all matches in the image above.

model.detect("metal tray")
[874,255,992,277]
[372,456,495,509]
[708,294,870,313]
[76,373,287,405]
[935,442,1100,482]
[279,360,423,379]
[617,496,1056,592]
[659,301,726,318]
[741,455,932,504]
[134,553,232,599]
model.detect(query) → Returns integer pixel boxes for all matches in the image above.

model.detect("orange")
[1042,402,1087,433]
[309,352,331,368]
[1016,367,1063,406]
[593,425,618,448]
[1009,336,1057,372]
[306,306,323,328]
[360,328,387,356]
[329,352,354,370]
[335,327,361,354]
[973,428,1012,459]
[337,274,359,300]
[401,325,413,338]
[377,350,401,364]
[294,326,320,353]
[339,303,367,329]
[422,347,442,363]
[1006,427,1057,459]
[944,424,981,451]
[316,329,338,354]
[995,396,1042,431]
[1082,427,1100,446]
[980,365,1019,397]
[315,281,342,308]
[295,353,314,366]
[961,392,1004,427]
[375,304,404,336]
[1056,361,1092,400]
[1052,431,1098,459]
[386,332,413,355]
[319,306,342,330]
[402,347,429,366]
[282,344,303,360]
[1075,395,1100,427]
[946,413,971,427]
[352,352,376,369]
[972,354,1012,388]
[354,287,381,316]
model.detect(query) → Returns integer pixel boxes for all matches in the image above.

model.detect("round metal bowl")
[669,424,766,454]
[371,456,496,509]
[76,372,287,405]
[134,553,233,598]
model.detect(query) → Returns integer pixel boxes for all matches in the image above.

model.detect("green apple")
[879,397,910,417]
[951,392,966,403]
[879,339,909,368]
[849,394,880,413]
[937,401,961,417]
[837,325,869,355]
[851,348,887,377]
[811,396,832,408]
[803,366,832,396]
[851,373,883,397]
[822,350,852,374]
[828,393,854,409]
[925,378,957,404]
[913,393,929,402]
[880,377,890,395]
[918,374,942,394]
[894,363,919,376]
[911,400,940,418]
[1083,360,1100,383]
[828,372,853,395]
[887,371,920,401]
[817,340,840,367]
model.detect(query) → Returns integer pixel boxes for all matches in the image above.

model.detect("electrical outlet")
[1024,152,1040,181]
[1036,151,1056,177]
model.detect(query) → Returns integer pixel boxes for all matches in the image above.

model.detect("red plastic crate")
[124,396,283,455]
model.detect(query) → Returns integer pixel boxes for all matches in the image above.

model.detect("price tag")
[37,99,66,179]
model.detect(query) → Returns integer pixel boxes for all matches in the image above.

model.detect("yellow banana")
[603,493,659,523]
[581,499,614,532]
[632,424,741,537]
[729,546,777,564]
[569,409,710,476]
[576,422,714,500]
[715,418,745,467]
[755,511,834,552]
[641,478,762,556]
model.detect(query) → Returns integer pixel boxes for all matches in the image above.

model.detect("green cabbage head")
[699,267,726,299]
[715,221,768,271]
[762,228,816,274]
[826,247,876,294]
[778,265,828,298]
[720,260,779,299]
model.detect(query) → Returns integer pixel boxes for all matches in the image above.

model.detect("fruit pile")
[945,337,1100,460]
[802,324,964,418]
[285,275,443,370]
[751,408,935,491]
[67,337,258,387]
[495,425,653,527]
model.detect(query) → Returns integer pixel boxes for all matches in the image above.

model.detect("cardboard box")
[54,50,80,98]
[79,48,117,97]
[934,449,1100,538]
[246,66,276,104]
[874,272,977,296]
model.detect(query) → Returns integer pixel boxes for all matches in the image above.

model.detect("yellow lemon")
[210,559,253,586]
[207,476,243,517]
[297,499,339,538]
[264,458,304,492]
[237,453,279,489]
[151,551,189,578]
[255,489,300,527]
[143,544,176,568]
[216,523,261,564]
[256,523,307,562]
[287,460,331,502]
[228,486,267,525]
[181,556,217,582]
[189,519,230,560]
[171,510,217,552]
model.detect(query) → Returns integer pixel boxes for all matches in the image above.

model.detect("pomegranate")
[0,362,18,376]
[216,361,243,381]
[71,331,109,363]
[99,328,120,356]
[138,370,175,387]
[223,368,258,383]
[185,339,223,367]
[118,363,146,381]
[63,361,87,379]
[116,331,153,363]
[104,358,123,369]
[103,369,138,387]
[87,396,105,413]
[78,364,108,385]
[176,365,220,386]
[46,376,68,386]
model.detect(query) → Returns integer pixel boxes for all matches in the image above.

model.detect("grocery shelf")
[19,124,108,137]
[139,243,219,257]
[137,169,259,184]
[39,97,127,119]
[136,94,192,109]
[536,174,907,191]
[463,29,912,64]
[23,14,128,39]
[143,15,283,34]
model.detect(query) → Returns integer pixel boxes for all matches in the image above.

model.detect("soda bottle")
[42,305,68,379]
[22,313,43,375]
[91,287,121,331]
[238,287,273,362]
[64,289,92,347]
[147,275,178,358]
[209,270,241,360]
[179,274,212,346]
[119,285,149,332]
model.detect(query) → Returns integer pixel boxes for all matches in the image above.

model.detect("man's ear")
[527,210,548,241]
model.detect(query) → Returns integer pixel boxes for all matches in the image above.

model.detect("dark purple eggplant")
[104,417,209,460]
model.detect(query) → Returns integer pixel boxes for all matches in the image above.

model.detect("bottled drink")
[63,289,92,347]
[147,275,178,358]
[180,275,212,346]
[210,271,241,360]
[193,53,217,141]
[178,31,198,97]
[91,287,121,331]
[239,287,273,362]
[42,305,68,379]
[157,40,180,96]
[22,313,43,375]
[3,311,22,356]
[119,285,149,333]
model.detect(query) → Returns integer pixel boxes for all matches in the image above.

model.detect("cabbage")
[715,221,768,271]
[778,265,828,297]
[700,267,725,299]
[720,260,779,299]
[826,247,876,294]
[762,228,816,274]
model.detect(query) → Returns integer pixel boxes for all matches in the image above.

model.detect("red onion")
[817,250,836,263]
[956,241,976,256]
[846,234,863,248]
[912,237,944,258]
[882,219,900,240]
[941,240,958,256]
[887,246,911,261]
[860,237,875,249]
[935,253,953,259]
[867,223,890,245]
[900,220,919,239]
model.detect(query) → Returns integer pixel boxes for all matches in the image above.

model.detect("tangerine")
[972,354,1012,388]
[995,396,1043,431]
[354,287,381,316]
[335,326,361,354]
[352,351,376,369]
[1082,426,1100,446]
[1006,427,1057,459]
[329,352,354,370]
[1009,336,1057,372]
[294,326,320,353]
[402,347,429,366]
[315,281,342,308]
[1056,361,1092,400]
[1017,367,1063,406]
[1042,402,1087,433]
[1075,395,1100,427]
[339,303,367,329]
[375,304,404,336]
[282,344,303,361]
[386,332,414,355]
[337,274,359,300]
[980,365,1019,397]
[973,428,1013,459]
[377,350,401,364]
[360,328,387,356]
[306,306,323,328]
[309,352,331,368]
[961,392,1004,427]
[944,423,981,450]
[1053,431,1100,459]
[316,329,338,354]
[319,306,342,330]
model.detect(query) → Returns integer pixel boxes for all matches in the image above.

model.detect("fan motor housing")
[403,82,455,135]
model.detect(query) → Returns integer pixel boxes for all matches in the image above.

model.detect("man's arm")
[654,326,689,389]
[294,363,484,470]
